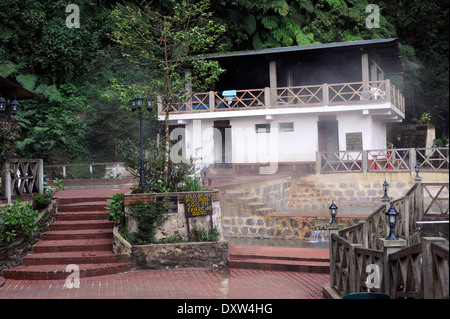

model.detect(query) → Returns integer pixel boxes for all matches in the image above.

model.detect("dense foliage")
[0,0,448,166]
[0,200,38,246]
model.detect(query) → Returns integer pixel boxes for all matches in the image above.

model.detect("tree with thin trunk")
[110,0,225,188]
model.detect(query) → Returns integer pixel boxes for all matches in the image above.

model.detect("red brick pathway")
[0,268,329,299]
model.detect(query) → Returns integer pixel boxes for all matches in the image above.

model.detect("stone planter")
[123,189,222,242]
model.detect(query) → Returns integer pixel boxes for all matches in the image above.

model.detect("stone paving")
[0,268,329,299]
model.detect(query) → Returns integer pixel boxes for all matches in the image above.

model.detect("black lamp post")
[382,180,389,200]
[130,96,153,188]
[385,203,399,240]
[329,202,338,225]
[415,163,421,179]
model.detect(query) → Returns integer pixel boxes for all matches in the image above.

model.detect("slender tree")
[110,0,225,187]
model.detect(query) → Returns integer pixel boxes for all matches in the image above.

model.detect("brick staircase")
[3,197,131,280]
[228,245,330,273]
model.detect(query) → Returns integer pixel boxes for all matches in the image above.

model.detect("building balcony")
[159,80,405,122]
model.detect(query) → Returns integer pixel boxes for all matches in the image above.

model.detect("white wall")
[176,111,388,165]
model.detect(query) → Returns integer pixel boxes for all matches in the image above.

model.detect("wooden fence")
[0,159,44,204]
[161,80,404,114]
[326,181,449,299]
[317,147,449,174]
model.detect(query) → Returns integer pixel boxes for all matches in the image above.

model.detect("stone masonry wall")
[220,172,448,241]
[131,241,229,271]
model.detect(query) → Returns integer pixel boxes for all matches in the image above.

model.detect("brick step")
[58,197,111,206]
[228,258,329,273]
[42,229,113,240]
[50,220,114,231]
[230,253,328,263]
[22,251,130,266]
[33,238,113,253]
[58,202,109,212]
[2,263,131,280]
[56,211,110,221]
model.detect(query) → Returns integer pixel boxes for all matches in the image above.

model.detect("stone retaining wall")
[131,241,229,271]
[220,172,448,241]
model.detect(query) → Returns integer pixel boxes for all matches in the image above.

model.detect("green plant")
[160,231,185,244]
[434,137,449,147]
[127,200,168,245]
[0,199,38,245]
[45,178,65,199]
[105,193,125,224]
[178,176,205,192]
[190,227,220,242]
[412,112,432,125]
[32,193,52,210]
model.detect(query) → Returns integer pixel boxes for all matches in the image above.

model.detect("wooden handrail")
[160,80,405,114]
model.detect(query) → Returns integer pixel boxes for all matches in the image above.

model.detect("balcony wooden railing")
[161,80,405,115]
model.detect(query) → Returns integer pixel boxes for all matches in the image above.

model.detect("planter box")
[123,190,222,242]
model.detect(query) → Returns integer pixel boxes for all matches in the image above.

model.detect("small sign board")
[156,195,178,214]
[346,132,363,151]
[184,192,213,217]
[183,192,214,240]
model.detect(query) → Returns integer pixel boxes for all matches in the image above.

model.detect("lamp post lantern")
[385,203,399,240]
[382,180,389,200]
[130,96,153,188]
[415,163,421,179]
[329,202,338,225]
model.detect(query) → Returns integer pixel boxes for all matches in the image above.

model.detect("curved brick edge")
[0,276,5,288]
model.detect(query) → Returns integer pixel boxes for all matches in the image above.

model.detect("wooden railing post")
[323,83,328,106]
[422,237,447,299]
[209,91,215,112]
[409,148,417,177]
[37,159,44,194]
[264,87,271,109]
[379,238,407,295]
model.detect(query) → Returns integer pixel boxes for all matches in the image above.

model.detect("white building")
[158,38,405,174]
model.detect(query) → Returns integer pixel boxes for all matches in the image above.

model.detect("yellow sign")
[184,192,213,217]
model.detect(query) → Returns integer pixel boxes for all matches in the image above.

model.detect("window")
[255,123,270,133]
[279,122,294,132]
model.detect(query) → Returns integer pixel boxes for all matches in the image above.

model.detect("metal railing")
[44,162,126,180]
[161,80,404,114]
[317,147,449,174]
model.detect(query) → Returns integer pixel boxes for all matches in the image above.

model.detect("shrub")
[32,193,52,210]
[0,199,38,246]
[190,227,220,242]
[127,200,168,245]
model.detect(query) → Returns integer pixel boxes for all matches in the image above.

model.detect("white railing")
[1,159,44,204]
[317,147,449,174]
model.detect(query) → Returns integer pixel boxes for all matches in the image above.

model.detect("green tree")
[109,0,226,188]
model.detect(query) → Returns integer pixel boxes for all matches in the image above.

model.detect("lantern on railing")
[329,202,338,225]
[382,180,389,200]
[415,164,421,179]
[385,203,399,240]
